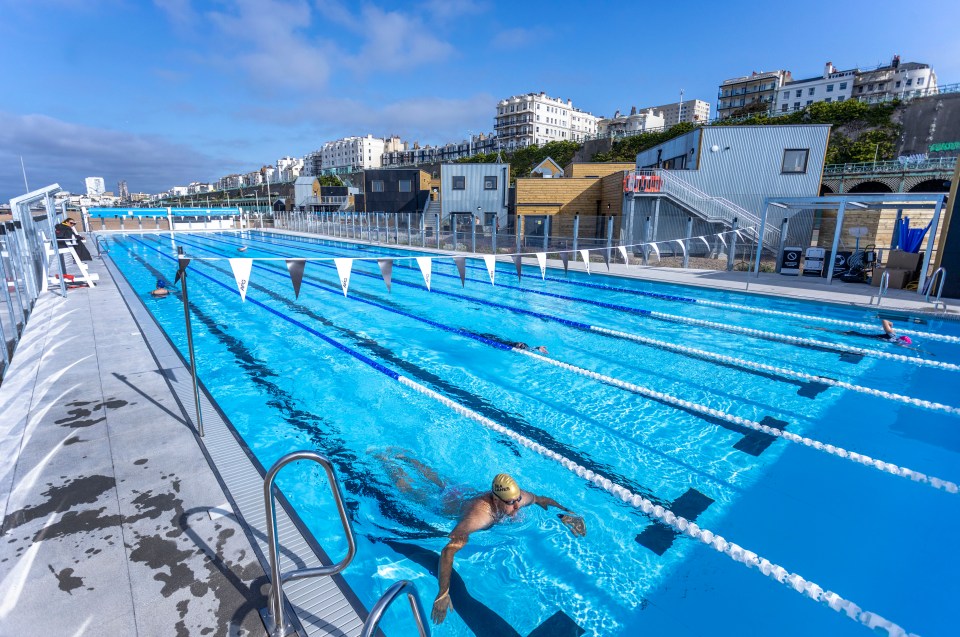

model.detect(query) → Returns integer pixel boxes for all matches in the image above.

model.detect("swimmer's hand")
[559,514,586,537]
[431,591,452,624]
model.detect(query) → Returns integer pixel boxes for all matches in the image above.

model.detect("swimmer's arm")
[531,493,587,537]
[432,508,489,623]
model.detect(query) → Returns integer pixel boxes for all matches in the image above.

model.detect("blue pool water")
[104,230,960,637]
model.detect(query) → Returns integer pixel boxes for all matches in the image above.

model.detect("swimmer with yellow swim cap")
[431,473,586,625]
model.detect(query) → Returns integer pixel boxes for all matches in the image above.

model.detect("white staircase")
[626,169,780,250]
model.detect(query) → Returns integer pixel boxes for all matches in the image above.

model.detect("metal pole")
[407,212,412,245]
[683,216,692,268]
[728,217,739,272]
[44,194,68,297]
[606,215,615,264]
[890,208,903,251]
[177,249,204,438]
[917,196,945,295]
[543,216,550,252]
[643,216,652,265]
[420,213,426,247]
[572,214,580,256]
[775,215,789,274]
[435,212,440,250]
[492,216,498,255]
[826,201,846,284]
[515,216,522,254]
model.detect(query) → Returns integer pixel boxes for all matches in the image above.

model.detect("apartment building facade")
[777,62,856,113]
[716,70,792,119]
[853,55,937,103]
[494,92,599,149]
[647,99,711,126]
[597,108,665,137]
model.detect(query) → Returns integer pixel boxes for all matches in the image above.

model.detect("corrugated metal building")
[440,163,510,230]
[627,124,831,252]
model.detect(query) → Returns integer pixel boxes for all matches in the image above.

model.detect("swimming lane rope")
[254,230,959,344]
[176,233,960,415]
[589,326,960,416]
[397,376,918,637]
[235,232,957,371]
[164,235,960,493]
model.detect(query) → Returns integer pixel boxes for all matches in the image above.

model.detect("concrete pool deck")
[0,236,954,636]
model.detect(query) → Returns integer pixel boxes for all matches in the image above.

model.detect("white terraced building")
[494,92,600,149]
[305,135,386,176]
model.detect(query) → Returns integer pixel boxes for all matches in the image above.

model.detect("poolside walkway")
[0,258,268,636]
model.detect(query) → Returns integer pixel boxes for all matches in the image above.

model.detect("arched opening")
[908,179,951,193]
[847,181,893,194]
[819,184,834,196]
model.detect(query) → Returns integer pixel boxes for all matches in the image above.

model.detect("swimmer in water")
[431,473,584,624]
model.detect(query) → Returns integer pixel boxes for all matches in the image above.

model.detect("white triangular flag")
[674,239,687,258]
[618,245,629,265]
[649,243,661,262]
[700,236,711,251]
[229,258,253,302]
[579,249,591,274]
[416,256,433,291]
[334,258,353,296]
[734,229,743,241]
[535,252,547,279]
[717,233,727,248]
[483,255,496,285]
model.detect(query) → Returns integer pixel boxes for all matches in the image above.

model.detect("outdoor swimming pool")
[104,230,960,637]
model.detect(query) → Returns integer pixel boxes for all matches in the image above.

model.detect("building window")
[896,80,901,88]
[452,176,465,190]
[371,180,384,192]
[805,100,812,106]
[484,176,498,190]
[906,78,913,86]
[825,97,832,103]
[808,87,815,96]
[781,104,789,113]
[837,96,845,102]
[826,84,834,92]
[399,180,412,192]
[782,149,809,174]
[858,86,864,93]
[795,89,802,98]
[839,82,847,90]
[918,77,925,85]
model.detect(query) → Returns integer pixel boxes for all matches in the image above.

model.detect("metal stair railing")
[925,266,947,310]
[630,169,780,250]
[360,580,431,637]
[260,451,432,637]
[261,451,357,637]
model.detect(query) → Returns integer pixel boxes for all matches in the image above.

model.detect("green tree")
[591,123,697,162]
[318,174,343,187]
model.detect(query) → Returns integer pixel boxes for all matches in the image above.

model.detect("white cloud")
[336,5,455,74]
[492,26,550,50]
[0,112,230,199]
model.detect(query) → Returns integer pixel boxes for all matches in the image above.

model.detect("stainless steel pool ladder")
[875,270,890,305]
[261,450,430,637]
[924,267,947,311]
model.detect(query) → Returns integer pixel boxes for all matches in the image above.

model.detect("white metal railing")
[628,169,780,250]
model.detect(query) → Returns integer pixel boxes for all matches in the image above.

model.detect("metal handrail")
[262,451,357,637]
[876,270,890,305]
[360,580,431,637]
[925,266,947,306]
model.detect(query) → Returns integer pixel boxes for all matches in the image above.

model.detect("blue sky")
[2,0,957,200]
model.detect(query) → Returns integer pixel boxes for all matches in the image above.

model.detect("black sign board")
[780,247,802,274]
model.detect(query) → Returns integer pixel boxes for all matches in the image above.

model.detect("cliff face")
[896,91,960,156]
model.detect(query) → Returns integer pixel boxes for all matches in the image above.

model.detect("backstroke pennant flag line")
[618,246,629,266]
[535,252,547,279]
[699,236,711,251]
[285,259,306,299]
[416,256,433,291]
[378,259,394,292]
[579,249,591,274]
[174,258,190,284]
[229,258,253,302]
[334,258,353,297]
[674,239,687,259]
[454,257,467,287]
[483,255,497,285]
[560,251,570,274]
[649,243,661,262]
